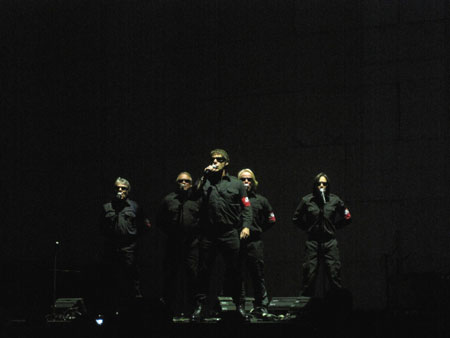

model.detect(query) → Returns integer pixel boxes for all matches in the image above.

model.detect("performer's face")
[317,176,328,192]
[239,172,253,191]
[176,173,192,191]
[211,154,228,172]
[115,182,129,200]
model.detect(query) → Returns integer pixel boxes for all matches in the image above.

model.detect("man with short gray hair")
[99,177,151,312]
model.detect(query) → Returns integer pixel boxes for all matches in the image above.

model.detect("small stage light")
[95,315,104,326]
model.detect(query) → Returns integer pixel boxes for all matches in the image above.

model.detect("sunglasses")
[116,186,129,191]
[240,177,253,182]
[211,157,226,163]
[317,182,328,186]
[177,179,192,183]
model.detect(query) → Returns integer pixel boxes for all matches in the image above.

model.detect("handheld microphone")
[319,188,327,204]
[205,163,218,174]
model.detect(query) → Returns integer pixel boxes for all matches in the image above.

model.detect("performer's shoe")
[191,304,203,322]
[236,304,248,321]
[249,306,273,321]
[250,306,268,317]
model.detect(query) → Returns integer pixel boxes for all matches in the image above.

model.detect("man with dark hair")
[292,172,352,297]
[192,149,253,321]
[99,177,151,310]
[156,171,201,319]
[237,168,276,318]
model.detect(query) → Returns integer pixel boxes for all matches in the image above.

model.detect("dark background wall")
[2,0,449,317]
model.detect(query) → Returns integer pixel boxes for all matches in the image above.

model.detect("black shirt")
[201,174,253,233]
[292,193,352,241]
[247,191,276,236]
[100,198,148,243]
[156,190,202,237]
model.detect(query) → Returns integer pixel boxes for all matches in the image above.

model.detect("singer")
[156,172,201,319]
[292,172,352,297]
[237,168,276,318]
[98,177,151,311]
[191,149,253,321]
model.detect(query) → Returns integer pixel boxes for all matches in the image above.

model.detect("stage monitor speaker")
[218,296,255,312]
[268,296,313,315]
[46,298,87,322]
[217,297,254,323]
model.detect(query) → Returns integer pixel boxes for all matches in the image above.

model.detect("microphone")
[319,188,327,204]
[204,163,218,174]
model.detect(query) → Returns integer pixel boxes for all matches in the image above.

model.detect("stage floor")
[3,308,449,338]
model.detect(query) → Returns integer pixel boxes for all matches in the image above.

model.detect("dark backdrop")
[2,0,449,318]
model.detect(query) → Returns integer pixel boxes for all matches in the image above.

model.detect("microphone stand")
[47,241,60,321]
[46,241,83,322]
[318,191,327,297]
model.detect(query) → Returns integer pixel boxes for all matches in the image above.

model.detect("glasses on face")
[116,186,129,191]
[240,177,253,182]
[317,181,328,186]
[177,179,192,184]
[211,157,226,163]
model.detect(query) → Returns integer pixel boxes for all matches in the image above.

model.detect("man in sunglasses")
[292,172,352,297]
[99,177,151,312]
[237,168,276,318]
[156,172,201,319]
[192,149,253,321]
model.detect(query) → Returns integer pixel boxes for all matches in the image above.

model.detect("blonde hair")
[175,171,192,182]
[115,177,131,192]
[237,168,259,188]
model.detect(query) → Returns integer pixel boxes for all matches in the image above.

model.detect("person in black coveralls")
[99,177,151,310]
[292,172,352,297]
[156,171,201,318]
[237,168,276,318]
[191,149,253,321]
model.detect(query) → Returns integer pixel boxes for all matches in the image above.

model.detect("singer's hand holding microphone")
[116,191,127,200]
[204,163,218,174]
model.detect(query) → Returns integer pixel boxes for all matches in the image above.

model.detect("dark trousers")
[301,238,342,297]
[239,239,268,308]
[195,229,241,308]
[100,241,142,310]
[162,237,199,315]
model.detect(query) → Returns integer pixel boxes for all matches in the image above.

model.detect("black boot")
[236,304,248,321]
[191,303,203,322]
[250,306,269,319]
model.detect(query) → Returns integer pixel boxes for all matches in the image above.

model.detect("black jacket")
[292,193,352,241]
